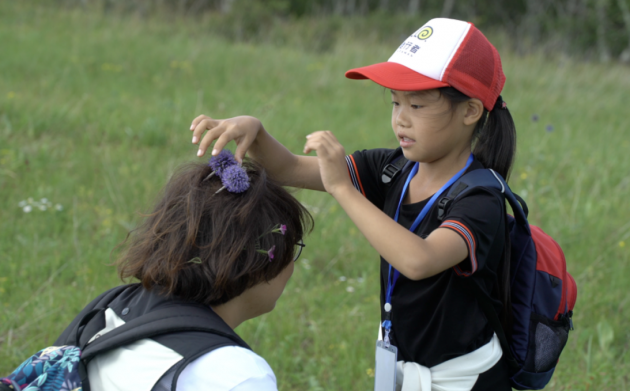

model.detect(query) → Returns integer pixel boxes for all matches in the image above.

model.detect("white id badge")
[374,340,397,391]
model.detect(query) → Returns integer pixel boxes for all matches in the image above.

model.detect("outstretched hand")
[190,115,263,163]
[303,131,352,196]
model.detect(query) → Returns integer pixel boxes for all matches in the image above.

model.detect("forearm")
[332,185,433,279]
[332,184,468,280]
[249,126,324,191]
[248,126,297,179]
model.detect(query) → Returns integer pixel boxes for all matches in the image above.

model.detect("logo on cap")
[417,26,433,40]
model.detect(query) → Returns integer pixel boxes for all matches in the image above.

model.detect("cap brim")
[345,62,450,91]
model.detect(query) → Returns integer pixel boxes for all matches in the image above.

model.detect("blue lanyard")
[382,153,474,337]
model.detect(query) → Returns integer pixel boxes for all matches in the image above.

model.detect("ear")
[462,99,484,126]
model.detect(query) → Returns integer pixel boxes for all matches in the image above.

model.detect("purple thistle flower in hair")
[279,224,287,235]
[217,165,250,194]
[204,150,238,181]
[209,150,238,174]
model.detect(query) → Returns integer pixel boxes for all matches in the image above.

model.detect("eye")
[391,101,399,107]
[411,104,422,109]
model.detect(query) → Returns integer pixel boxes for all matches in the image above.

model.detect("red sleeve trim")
[345,155,366,197]
[440,220,478,277]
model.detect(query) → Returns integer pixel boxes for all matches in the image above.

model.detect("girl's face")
[390,89,474,163]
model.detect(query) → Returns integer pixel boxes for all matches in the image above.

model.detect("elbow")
[400,262,428,281]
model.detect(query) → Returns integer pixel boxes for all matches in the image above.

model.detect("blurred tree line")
[59,0,630,61]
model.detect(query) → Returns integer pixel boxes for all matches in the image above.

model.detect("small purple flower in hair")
[256,245,276,261]
[216,165,250,194]
[268,223,287,236]
[204,150,238,181]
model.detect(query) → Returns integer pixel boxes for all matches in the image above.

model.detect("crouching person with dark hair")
[55,155,313,391]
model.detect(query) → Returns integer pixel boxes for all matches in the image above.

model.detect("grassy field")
[1,3,629,390]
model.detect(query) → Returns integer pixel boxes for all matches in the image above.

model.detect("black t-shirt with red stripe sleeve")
[348,148,511,390]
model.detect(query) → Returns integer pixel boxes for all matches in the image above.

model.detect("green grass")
[1,3,629,390]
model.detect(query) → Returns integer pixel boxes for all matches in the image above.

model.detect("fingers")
[192,117,220,145]
[211,128,236,158]
[304,131,344,157]
[197,122,229,157]
[234,133,255,164]
[190,115,211,132]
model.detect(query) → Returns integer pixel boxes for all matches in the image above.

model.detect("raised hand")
[190,115,263,164]
[303,131,352,196]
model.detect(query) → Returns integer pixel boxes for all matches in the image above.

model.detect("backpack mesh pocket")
[528,314,570,373]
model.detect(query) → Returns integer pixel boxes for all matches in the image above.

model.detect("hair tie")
[495,95,507,110]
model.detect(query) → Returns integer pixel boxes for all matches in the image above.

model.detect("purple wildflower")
[546,124,554,132]
[268,245,276,261]
[208,150,238,176]
[531,114,539,122]
[279,224,287,235]
[221,165,250,193]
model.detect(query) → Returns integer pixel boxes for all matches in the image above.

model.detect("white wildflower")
[40,198,48,204]
[23,205,32,213]
[346,286,355,293]
[18,200,27,207]
[55,204,63,211]
[38,204,47,211]
[339,276,347,282]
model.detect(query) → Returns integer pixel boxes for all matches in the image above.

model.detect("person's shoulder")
[457,161,506,202]
[348,147,402,181]
[176,346,276,390]
[351,147,398,162]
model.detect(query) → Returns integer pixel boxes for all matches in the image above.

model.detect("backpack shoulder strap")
[381,147,411,184]
[80,305,249,362]
[438,168,529,226]
[54,284,132,346]
[461,278,520,373]
[78,305,248,391]
[438,168,529,373]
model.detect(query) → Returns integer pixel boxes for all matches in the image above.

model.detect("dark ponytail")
[439,87,517,181]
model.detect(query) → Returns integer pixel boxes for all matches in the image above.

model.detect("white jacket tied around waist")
[377,327,502,391]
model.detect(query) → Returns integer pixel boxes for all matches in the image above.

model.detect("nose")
[395,107,411,128]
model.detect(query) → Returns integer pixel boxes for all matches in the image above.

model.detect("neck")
[405,147,472,204]
[210,297,249,330]
[419,148,471,181]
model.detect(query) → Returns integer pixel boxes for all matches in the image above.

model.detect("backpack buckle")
[381,164,400,184]
[437,197,452,221]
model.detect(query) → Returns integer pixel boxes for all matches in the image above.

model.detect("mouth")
[397,134,416,147]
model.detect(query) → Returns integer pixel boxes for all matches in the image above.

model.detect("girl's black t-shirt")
[347,148,512,390]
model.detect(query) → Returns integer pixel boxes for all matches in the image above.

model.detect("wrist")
[329,181,357,200]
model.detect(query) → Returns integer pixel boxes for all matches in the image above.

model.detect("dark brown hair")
[115,159,313,306]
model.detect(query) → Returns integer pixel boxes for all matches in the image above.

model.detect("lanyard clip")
[381,319,392,348]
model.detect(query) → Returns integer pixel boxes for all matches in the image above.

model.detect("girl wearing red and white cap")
[191,18,515,391]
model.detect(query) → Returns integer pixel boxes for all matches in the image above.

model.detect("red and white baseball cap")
[345,18,505,111]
